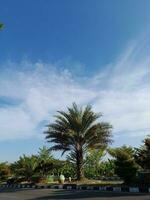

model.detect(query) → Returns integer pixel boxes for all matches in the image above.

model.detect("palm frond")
[45,103,112,161]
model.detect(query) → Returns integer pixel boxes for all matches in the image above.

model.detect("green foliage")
[49,159,75,178]
[0,162,11,181]
[109,146,139,184]
[1,126,148,184]
[98,159,115,177]
[45,103,112,180]
[60,161,76,178]
[84,149,105,178]
[38,146,53,161]
[10,147,62,182]
[84,149,115,179]
[36,146,54,177]
[135,137,150,170]
[11,155,38,182]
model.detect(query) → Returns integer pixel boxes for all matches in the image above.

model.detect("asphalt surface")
[0,189,150,200]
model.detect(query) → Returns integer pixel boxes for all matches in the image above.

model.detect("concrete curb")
[0,184,150,193]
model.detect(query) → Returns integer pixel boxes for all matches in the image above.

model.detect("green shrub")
[109,146,139,184]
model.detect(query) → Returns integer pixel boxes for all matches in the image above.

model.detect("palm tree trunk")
[76,146,84,180]
[76,161,84,180]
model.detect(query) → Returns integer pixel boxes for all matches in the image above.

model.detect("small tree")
[135,137,150,170]
[60,160,76,178]
[84,149,105,179]
[99,159,115,177]
[0,162,11,181]
[109,146,138,184]
[36,146,54,177]
[38,146,53,161]
[11,155,38,182]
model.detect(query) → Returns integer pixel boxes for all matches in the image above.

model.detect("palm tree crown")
[45,103,112,180]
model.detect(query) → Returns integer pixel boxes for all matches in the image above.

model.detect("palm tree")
[45,103,112,180]
[12,155,38,182]
[36,146,54,177]
[135,137,150,170]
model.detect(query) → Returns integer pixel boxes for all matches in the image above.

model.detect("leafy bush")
[0,162,11,182]
[135,137,150,170]
[109,146,139,184]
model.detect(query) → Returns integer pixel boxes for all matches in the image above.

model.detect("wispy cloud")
[92,41,150,139]
[0,40,150,144]
[0,61,96,140]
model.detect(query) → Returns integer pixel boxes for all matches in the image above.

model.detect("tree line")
[0,103,149,185]
[0,138,149,185]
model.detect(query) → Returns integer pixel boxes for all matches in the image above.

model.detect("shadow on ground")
[28,190,150,200]
[0,188,34,193]
[0,189,150,200]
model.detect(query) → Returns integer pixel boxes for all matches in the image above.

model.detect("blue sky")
[1,0,150,162]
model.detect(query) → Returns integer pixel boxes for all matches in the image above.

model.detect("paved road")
[0,189,150,200]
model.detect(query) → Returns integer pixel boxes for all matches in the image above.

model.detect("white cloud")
[0,61,97,140]
[0,40,150,144]
[92,42,150,139]
[0,106,35,140]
